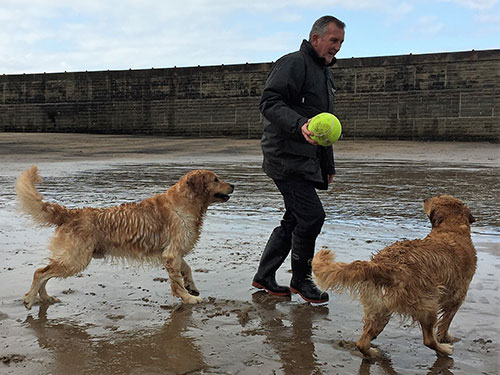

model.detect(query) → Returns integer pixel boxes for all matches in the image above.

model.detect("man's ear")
[310,34,319,47]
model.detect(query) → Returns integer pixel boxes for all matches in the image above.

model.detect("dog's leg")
[24,267,44,309]
[24,263,62,309]
[356,307,392,358]
[419,312,454,356]
[181,259,200,296]
[24,240,93,310]
[163,251,202,304]
[37,278,60,304]
[436,303,461,343]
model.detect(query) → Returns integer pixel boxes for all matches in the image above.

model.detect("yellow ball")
[308,113,342,146]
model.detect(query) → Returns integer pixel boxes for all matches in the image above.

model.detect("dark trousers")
[273,176,326,242]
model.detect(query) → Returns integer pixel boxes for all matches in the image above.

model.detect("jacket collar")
[300,39,337,67]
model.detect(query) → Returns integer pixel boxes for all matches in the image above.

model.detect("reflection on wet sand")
[358,351,455,375]
[25,304,207,374]
[249,292,458,375]
[359,353,398,375]
[251,291,325,374]
[23,296,461,375]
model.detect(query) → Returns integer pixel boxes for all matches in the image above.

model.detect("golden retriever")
[312,195,476,357]
[15,166,234,308]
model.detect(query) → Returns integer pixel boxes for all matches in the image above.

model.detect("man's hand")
[328,174,335,184]
[301,120,318,145]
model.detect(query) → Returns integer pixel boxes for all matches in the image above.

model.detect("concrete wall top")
[0,62,273,82]
[334,49,500,68]
[3,49,498,83]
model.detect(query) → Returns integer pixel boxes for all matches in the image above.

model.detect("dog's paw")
[365,347,380,358]
[437,343,454,356]
[183,295,203,304]
[438,332,457,343]
[23,295,40,310]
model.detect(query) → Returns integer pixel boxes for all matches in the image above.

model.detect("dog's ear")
[185,172,206,196]
[467,210,476,224]
[429,209,443,228]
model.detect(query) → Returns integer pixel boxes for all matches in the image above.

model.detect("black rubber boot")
[290,235,329,304]
[252,227,291,296]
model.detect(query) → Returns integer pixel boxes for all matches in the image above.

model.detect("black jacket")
[260,40,336,190]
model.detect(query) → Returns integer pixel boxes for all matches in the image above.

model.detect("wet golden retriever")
[312,195,476,357]
[16,166,234,308]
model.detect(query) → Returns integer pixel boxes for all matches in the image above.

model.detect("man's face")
[311,22,344,64]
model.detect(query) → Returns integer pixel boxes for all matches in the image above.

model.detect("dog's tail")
[15,166,71,227]
[312,249,391,295]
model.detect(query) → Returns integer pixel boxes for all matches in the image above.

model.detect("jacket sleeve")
[259,54,309,138]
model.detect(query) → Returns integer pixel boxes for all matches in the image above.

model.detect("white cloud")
[414,15,445,35]
[439,0,499,9]
[475,12,500,32]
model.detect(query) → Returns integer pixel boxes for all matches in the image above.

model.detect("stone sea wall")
[1,49,498,141]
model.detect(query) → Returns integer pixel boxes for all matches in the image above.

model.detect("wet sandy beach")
[0,133,499,374]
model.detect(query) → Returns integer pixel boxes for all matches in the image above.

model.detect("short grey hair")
[309,15,345,41]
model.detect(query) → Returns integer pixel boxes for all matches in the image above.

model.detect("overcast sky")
[1,0,499,74]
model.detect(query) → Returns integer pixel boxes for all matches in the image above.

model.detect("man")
[252,16,345,304]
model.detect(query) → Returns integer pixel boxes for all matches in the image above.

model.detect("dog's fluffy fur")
[312,195,476,357]
[16,166,234,308]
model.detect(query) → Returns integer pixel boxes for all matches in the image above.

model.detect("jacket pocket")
[281,140,317,158]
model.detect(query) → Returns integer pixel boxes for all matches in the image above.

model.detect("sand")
[0,133,498,374]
